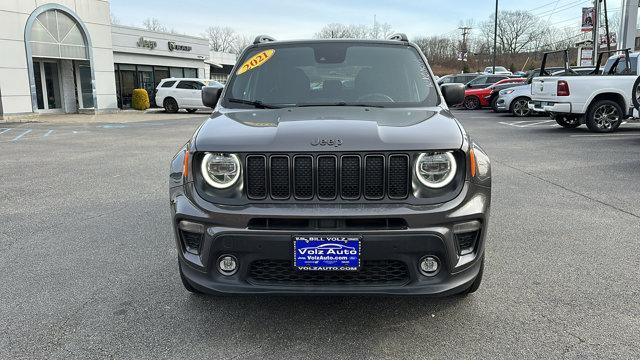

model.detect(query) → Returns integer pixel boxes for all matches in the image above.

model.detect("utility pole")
[619,0,639,51]
[602,0,611,53]
[492,0,498,74]
[459,26,472,71]
[592,0,599,65]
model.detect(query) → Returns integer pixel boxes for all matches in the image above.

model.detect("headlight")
[415,152,457,188]
[201,153,241,189]
[500,89,514,95]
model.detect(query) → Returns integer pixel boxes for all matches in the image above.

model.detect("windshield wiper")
[227,98,281,109]
[296,102,384,108]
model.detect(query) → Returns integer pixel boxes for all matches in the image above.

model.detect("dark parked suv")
[169,35,492,296]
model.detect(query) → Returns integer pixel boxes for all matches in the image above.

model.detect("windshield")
[222,42,438,108]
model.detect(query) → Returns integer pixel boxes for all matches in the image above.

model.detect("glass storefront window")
[183,68,197,78]
[170,67,183,78]
[114,64,204,109]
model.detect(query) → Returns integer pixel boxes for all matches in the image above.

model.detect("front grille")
[246,156,267,199]
[364,155,385,199]
[245,153,410,201]
[248,259,410,286]
[270,156,290,199]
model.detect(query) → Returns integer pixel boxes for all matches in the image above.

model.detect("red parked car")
[463,78,526,110]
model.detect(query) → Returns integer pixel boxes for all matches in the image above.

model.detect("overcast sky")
[110,0,624,40]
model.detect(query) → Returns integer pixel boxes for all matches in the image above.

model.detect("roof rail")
[253,35,276,45]
[387,33,408,42]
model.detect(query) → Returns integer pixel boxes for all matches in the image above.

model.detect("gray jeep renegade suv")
[169,34,491,296]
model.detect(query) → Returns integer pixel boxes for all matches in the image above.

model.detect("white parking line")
[0,128,11,135]
[12,129,32,141]
[519,120,555,127]
[570,133,640,137]
[43,130,53,137]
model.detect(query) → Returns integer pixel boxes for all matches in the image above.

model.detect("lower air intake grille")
[247,259,410,286]
[456,231,479,255]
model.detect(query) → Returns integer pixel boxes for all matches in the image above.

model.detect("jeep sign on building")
[0,0,209,119]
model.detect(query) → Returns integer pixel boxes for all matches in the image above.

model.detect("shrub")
[132,88,150,110]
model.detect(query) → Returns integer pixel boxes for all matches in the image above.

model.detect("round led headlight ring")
[201,153,241,189]
[415,152,457,188]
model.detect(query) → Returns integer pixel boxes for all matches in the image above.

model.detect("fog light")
[217,255,238,276]
[419,256,440,276]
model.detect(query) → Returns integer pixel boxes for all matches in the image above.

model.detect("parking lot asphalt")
[1,110,639,359]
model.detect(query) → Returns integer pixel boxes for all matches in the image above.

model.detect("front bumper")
[170,181,490,295]
[528,100,571,113]
[496,97,509,111]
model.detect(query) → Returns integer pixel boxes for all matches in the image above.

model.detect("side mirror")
[440,83,465,106]
[202,86,223,108]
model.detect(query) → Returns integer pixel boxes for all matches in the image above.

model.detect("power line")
[529,0,577,12]
[533,0,591,17]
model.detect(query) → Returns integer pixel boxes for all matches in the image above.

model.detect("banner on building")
[579,48,593,66]
[581,7,595,32]
[599,32,617,47]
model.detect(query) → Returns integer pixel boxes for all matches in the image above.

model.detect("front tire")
[510,97,531,117]
[554,114,581,128]
[490,96,499,112]
[464,96,480,110]
[164,98,179,113]
[586,100,623,133]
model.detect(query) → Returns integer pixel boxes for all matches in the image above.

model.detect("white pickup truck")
[528,50,639,132]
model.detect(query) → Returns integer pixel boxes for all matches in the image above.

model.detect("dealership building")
[0,0,235,119]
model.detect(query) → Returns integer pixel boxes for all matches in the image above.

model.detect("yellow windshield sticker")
[236,49,275,75]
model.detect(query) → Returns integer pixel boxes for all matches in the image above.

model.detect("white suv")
[155,78,223,113]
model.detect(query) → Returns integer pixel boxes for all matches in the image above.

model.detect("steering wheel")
[357,93,395,102]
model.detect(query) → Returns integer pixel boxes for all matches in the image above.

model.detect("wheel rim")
[593,104,619,130]
[513,100,530,116]
[465,97,478,109]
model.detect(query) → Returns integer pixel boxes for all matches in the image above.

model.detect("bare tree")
[110,12,120,25]
[231,34,253,54]
[142,18,167,32]
[204,26,238,53]
[315,22,394,39]
[413,35,458,64]
[479,10,547,54]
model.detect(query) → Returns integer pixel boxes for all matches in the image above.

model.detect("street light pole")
[492,0,498,74]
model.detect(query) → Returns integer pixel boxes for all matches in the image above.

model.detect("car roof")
[495,78,525,84]
[159,78,207,82]
[250,39,411,49]
[607,52,640,60]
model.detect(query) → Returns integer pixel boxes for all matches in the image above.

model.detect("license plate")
[293,236,361,271]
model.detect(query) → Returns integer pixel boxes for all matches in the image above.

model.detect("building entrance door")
[75,61,94,109]
[33,59,63,112]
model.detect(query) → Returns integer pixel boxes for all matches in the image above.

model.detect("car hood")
[506,84,531,96]
[465,88,491,95]
[194,106,464,152]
